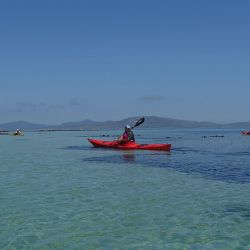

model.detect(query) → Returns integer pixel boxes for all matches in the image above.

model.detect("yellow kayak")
[12,133,24,136]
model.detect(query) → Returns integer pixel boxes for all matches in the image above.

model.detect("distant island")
[0,116,250,131]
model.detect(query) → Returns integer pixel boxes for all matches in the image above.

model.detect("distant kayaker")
[117,125,135,143]
[15,129,21,135]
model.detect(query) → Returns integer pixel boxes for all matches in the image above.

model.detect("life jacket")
[123,130,135,141]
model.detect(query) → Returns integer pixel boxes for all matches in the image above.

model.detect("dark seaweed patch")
[60,145,92,151]
[224,205,250,220]
[83,151,250,184]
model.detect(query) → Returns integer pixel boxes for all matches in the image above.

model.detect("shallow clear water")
[1,129,250,249]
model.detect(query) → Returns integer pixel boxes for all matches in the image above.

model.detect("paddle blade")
[132,117,145,129]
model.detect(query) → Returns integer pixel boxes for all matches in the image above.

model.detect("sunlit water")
[1,129,250,249]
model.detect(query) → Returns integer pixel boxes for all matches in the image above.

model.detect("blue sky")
[0,0,249,124]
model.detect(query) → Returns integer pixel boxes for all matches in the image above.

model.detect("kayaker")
[15,129,21,135]
[117,125,135,143]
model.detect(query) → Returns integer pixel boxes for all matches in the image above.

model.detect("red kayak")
[241,131,250,135]
[88,139,171,151]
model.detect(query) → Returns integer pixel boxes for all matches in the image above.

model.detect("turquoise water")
[1,129,250,249]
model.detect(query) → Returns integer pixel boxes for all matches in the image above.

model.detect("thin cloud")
[68,98,86,106]
[13,102,46,112]
[12,102,66,113]
[141,95,166,102]
[47,104,65,112]
[8,99,85,115]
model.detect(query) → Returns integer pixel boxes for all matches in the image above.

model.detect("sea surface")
[1,129,250,249]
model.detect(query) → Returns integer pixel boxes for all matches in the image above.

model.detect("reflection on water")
[122,152,136,162]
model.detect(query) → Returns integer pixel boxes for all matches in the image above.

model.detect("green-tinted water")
[1,130,250,249]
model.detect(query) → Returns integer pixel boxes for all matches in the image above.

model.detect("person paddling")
[15,129,21,135]
[117,125,135,143]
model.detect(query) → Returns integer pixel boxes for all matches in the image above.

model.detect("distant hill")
[0,121,49,131]
[1,116,250,131]
[41,116,220,130]
[223,122,250,129]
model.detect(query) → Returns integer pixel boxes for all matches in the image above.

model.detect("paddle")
[131,117,145,129]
